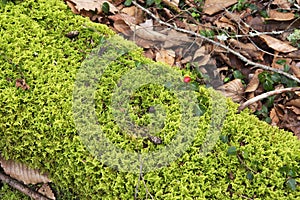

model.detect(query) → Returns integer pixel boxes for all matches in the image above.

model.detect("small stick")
[0,171,51,200]
[131,1,300,84]
[238,87,300,112]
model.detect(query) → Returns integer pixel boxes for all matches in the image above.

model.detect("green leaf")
[233,70,245,79]
[220,135,229,143]
[246,171,254,180]
[286,178,297,191]
[271,73,281,83]
[194,104,205,116]
[283,64,290,72]
[276,59,286,65]
[124,0,132,6]
[146,0,155,6]
[102,2,110,14]
[227,146,237,155]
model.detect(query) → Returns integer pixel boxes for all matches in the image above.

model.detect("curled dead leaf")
[217,79,244,102]
[156,49,175,66]
[0,157,51,185]
[270,107,280,126]
[245,69,263,93]
[259,34,297,53]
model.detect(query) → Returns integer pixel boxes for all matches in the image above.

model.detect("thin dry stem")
[238,87,300,112]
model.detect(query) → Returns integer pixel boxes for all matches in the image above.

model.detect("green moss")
[0,0,300,199]
[0,183,30,200]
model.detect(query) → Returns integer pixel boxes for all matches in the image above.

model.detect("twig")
[0,171,51,200]
[135,155,154,200]
[238,87,300,112]
[236,153,257,174]
[132,1,300,84]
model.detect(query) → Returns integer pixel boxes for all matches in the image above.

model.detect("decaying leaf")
[203,0,237,15]
[291,64,300,79]
[0,157,51,185]
[217,79,244,102]
[156,49,175,66]
[266,9,295,21]
[245,69,263,93]
[38,183,56,200]
[66,0,118,14]
[259,34,297,53]
[16,78,30,90]
[270,107,280,126]
[228,39,264,61]
[272,0,292,9]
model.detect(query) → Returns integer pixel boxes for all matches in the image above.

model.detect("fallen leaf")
[266,9,294,21]
[156,49,175,66]
[121,6,144,24]
[38,183,56,200]
[245,69,263,92]
[259,34,297,53]
[113,19,132,36]
[217,79,244,102]
[66,0,118,14]
[0,157,51,185]
[214,16,237,32]
[203,0,237,15]
[16,78,30,90]
[272,0,292,9]
[228,39,264,60]
[291,64,300,79]
[286,99,300,108]
[270,107,280,126]
[66,1,80,14]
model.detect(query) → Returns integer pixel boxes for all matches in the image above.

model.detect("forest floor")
[65,0,300,137]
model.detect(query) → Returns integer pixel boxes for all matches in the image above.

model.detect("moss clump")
[0,0,300,199]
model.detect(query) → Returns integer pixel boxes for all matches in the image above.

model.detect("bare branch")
[0,171,51,200]
[238,87,300,112]
[132,1,300,84]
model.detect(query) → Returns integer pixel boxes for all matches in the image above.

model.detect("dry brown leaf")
[246,92,261,112]
[217,79,244,102]
[121,6,144,24]
[228,39,264,60]
[113,19,132,36]
[287,106,300,115]
[270,107,280,126]
[214,16,237,32]
[66,1,80,14]
[156,49,175,66]
[259,34,297,53]
[266,9,294,21]
[0,157,51,185]
[203,0,237,15]
[38,183,56,200]
[245,69,263,93]
[16,78,30,90]
[67,0,118,14]
[272,0,292,9]
[291,64,300,79]
[287,98,300,108]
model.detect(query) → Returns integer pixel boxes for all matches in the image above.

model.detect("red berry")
[183,76,191,83]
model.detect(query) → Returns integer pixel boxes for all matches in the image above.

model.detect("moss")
[0,183,30,200]
[0,0,300,199]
